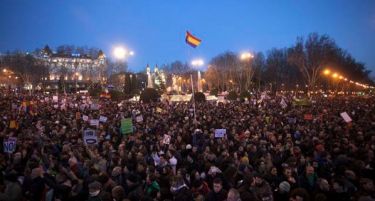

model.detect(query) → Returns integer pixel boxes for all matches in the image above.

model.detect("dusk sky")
[1,0,375,73]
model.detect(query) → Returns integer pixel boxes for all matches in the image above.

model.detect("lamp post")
[75,72,79,93]
[113,46,134,92]
[113,46,134,73]
[191,59,204,92]
[240,52,254,92]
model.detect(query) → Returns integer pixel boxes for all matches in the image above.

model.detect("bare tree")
[288,33,337,90]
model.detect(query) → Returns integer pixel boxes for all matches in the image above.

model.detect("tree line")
[1,33,373,93]
[203,33,373,92]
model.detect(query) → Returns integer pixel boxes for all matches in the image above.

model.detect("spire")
[154,64,159,73]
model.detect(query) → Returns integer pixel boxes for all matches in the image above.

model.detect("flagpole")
[191,74,197,122]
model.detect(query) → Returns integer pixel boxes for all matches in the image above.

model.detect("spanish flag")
[185,31,201,48]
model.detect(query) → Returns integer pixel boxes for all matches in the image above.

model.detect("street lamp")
[323,69,331,76]
[191,59,204,92]
[113,47,127,60]
[240,52,254,61]
[191,59,204,67]
[74,72,80,92]
[332,73,338,79]
[240,52,254,92]
[113,46,134,60]
[112,46,134,74]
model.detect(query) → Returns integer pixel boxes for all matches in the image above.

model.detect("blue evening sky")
[1,0,375,73]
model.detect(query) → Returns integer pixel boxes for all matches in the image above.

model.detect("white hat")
[186,144,192,149]
[208,166,222,175]
[279,181,291,193]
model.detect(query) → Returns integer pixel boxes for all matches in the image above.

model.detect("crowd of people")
[0,89,374,201]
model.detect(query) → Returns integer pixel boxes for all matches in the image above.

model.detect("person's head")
[56,172,68,184]
[111,185,125,201]
[283,167,293,177]
[305,166,314,176]
[126,174,138,186]
[270,167,278,176]
[171,175,185,188]
[88,181,102,197]
[289,188,310,201]
[213,177,223,193]
[193,179,203,190]
[170,175,186,194]
[332,179,346,193]
[227,188,241,201]
[360,178,374,192]
[317,178,330,192]
[253,172,263,186]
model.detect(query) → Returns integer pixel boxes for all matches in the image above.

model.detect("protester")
[0,90,374,201]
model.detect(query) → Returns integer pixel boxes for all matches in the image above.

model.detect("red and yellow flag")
[185,31,201,48]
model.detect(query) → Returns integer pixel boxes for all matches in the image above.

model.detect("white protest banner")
[83,130,97,145]
[340,112,352,123]
[3,137,17,153]
[82,115,89,122]
[53,96,58,103]
[99,116,108,123]
[90,119,99,126]
[163,134,171,145]
[215,129,226,138]
[136,115,143,123]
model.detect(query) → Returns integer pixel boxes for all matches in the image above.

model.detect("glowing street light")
[113,46,134,60]
[191,59,204,67]
[323,69,331,75]
[113,47,128,60]
[191,59,205,92]
[240,52,254,60]
[332,73,338,79]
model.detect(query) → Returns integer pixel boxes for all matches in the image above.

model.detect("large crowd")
[0,90,374,201]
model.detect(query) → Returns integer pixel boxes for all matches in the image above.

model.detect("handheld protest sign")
[121,118,133,134]
[340,112,352,123]
[136,115,143,123]
[82,115,89,122]
[90,119,99,127]
[163,134,171,145]
[83,129,98,145]
[3,137,17,153]
[99,116,108,123]
[304,114,313,120]
[53,96,58,103]
[214,129,226,138]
